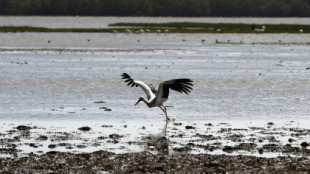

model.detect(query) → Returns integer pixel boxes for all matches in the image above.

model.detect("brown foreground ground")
[1,150,310,173]
[1,121,310,173]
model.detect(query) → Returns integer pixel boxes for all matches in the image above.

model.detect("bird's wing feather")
[134,81,155,100]
[121,73,155,100]
[144,83,157,95]
[121,73,138,87]
[158,79,193,98]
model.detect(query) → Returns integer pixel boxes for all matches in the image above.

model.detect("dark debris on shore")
[1,150,310,173]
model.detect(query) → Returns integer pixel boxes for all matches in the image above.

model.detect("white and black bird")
[121,73,193,120]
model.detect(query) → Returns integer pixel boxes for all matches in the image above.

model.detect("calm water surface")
[1,44,310,123]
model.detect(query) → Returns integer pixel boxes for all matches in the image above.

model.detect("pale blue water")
[1,44,310,123]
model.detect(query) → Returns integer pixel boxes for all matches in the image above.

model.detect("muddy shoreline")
[1,150,310,173]
[1,121,310,173]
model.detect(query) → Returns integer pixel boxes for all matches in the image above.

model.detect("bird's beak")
[134,98,141,106]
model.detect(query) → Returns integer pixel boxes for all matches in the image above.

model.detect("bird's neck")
[141,97,152,107]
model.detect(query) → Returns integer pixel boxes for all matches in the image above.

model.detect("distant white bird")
[254,28,265,34]
[125,29,131,34]
[121,73,193,120]
[254,26,266,34]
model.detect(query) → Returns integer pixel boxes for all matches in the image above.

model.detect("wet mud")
[0,121,310,173]
[1,150,310,173]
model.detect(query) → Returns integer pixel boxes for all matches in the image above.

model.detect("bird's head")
[134,97,144,106]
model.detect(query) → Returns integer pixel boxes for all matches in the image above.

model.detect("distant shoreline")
[0,22,309,33]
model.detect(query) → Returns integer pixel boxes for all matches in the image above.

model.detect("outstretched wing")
[157,79,193,98]
[121,73,155,100]
[144,82,157,95]
[121,73,138,87]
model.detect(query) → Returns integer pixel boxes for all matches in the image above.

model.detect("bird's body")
[121,73,193,120]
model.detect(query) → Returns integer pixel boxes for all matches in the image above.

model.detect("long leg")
[159,106,170,120]
[163,119,168,136]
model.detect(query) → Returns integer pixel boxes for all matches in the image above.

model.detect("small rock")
[48,144,57,149]
[76,145,86,149]
[173,123,182,126]
[288,138,295,143]
[102,125,113,128]
[78,126,91,131]
[173,146,191,152]
[98,136,107,140]
[223,146,233,153]
[109,134,123,139]
[36,135,48,141]
[29,143,37,148]
[16,125,31,131]
[95,101,106,103]
[185,126,195,129]
[301,142,309,148]
[149,146,155,151]
[46,151,58,155]
[267,122,274,126]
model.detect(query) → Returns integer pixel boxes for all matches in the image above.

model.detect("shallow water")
[0,33,309,48]
[1,44,310,123]
[1,29,310,157]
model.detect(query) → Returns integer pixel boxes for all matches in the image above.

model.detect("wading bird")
[121,73,193,120]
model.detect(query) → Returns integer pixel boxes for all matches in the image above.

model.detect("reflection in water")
[143,120,170,155]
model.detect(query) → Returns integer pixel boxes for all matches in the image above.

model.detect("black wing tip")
[121,73,138,87]
[176,78,194,94]
[121,73,130,79]
[177,79,194,86]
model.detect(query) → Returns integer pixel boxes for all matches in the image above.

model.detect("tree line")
[0,0,310,17]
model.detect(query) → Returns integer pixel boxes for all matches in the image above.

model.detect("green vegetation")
[1,22,309,33]
[0,0,310,17]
